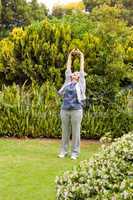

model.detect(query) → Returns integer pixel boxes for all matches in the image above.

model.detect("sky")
[37,0,81,11]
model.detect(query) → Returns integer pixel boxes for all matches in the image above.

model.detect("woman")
[58,48,86,160]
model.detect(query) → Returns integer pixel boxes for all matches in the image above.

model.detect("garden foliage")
[0,83,132,138]
[0,0,48,29]
[0,82,61,137]
[0,4,132,138]
[56,131,133,200]
[83,0,133,26]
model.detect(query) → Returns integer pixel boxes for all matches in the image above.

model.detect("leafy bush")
[0,20,72,87]
[82,88,133,139]
[0,10,132,138]
[0,14,132,90]
[0,82,61,138]
[0,82,132,138]
[56,131,133,199]
[83,0,133,26]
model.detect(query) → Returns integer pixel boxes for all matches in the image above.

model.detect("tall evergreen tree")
[83,0,133,11]
[1,0,13,28]
[29,0,48,21]
[0,0,48,30]
[1,0,29,29]
[82,0,133,25]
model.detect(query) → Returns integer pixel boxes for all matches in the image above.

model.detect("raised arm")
[66,52,72,70]
[80,52,84,72]
[76,49,86,93]
[73,49,85,71]
[65,49,75,83]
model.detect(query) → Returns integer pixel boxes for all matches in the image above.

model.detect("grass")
[0,138,101,200]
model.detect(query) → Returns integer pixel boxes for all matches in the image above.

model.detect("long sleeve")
[79,70,86,94]
[58,69,71,96]
[64,68,72,84]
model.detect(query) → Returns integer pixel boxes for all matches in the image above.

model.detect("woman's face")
[71,72,79,81]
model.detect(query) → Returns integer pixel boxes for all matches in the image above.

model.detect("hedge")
[0,83,132,138]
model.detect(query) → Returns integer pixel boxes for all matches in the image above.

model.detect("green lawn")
[0,138,101,200]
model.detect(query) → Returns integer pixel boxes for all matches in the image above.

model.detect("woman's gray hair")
[70,71,87,77]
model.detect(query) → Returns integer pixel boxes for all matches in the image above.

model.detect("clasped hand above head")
[67,48,84,72]
[69,48,84,57]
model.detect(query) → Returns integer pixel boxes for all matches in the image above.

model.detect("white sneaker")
[71,155,78,160]
[58,153,67,158]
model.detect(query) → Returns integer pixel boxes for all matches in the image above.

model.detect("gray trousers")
[60,109,83,157]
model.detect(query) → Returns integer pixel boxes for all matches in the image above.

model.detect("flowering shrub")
[56,131,133,199]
